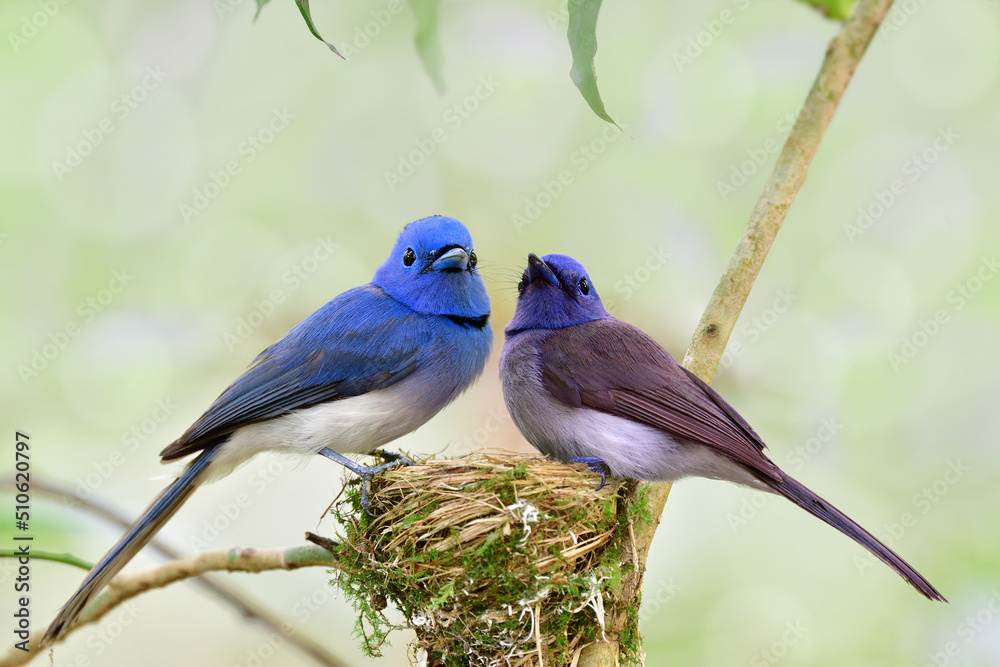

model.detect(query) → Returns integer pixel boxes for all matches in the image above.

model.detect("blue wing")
[160,285,430,460]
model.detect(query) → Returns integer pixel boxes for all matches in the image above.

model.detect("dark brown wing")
[538,318,781,483]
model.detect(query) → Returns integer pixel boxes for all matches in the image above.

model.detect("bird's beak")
[527,253,558,286]
[432,247,470,271]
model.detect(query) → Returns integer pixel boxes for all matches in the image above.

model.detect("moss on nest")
[328,450,644,666]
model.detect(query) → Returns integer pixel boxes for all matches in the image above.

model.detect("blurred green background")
[2,0,999,664]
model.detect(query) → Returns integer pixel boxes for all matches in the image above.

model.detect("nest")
[329,450,639,667]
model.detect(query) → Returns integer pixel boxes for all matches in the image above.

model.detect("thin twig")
[305,531,342,553]
[0,544,343,667]
[0,477,349,667]
[627,521,638,568]
[534,603,544,666]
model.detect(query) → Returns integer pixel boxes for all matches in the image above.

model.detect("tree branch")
[682,0,896,383]
[583,0,897,663]
[0,544,343,667]
[2,477,350,667]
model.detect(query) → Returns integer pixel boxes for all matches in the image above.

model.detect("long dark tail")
[41,448,217,645]
[767,473,946,602]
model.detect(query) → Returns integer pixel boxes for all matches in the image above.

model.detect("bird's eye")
[469,251,477,269]
[403,248,416,267]
[578,276,590,295]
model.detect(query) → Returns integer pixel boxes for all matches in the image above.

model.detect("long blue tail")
[41,448,217,645]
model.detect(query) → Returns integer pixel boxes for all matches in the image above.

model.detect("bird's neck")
[443,313,491,329]
[374,282,490,320]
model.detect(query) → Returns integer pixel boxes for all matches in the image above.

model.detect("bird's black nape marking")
[444,313,490,329]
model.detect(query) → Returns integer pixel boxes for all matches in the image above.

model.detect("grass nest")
[328,450,646,666]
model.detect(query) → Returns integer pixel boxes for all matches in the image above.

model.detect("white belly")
[207,388,428,479]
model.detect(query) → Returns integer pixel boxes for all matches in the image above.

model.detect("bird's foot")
[318,448,414,518]
[372,449,414,467]
[569,456,611,491]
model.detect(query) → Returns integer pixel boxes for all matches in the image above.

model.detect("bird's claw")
[569,456,611,491]
[373,449,414,467]
[359,450,414,518]
[317,447,414,518]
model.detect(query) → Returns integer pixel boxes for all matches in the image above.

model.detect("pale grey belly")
[500,335,766,489]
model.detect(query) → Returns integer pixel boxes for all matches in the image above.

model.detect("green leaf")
[253,0,270,21]
[0,549,92,570]
[796,0,858,21]
[567,0,616,125]
[295,0,344,58]
[413,0,446,94]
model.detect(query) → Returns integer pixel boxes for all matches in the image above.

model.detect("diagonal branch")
[1,477,349,667]
[0,544,343,667]
[682,0,897,383]
[582,0,897,663]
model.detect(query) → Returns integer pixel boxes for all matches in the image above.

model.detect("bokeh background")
[2,0,999,664]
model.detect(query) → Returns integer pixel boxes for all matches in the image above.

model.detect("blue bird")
[42,216,493,644]
[500,253,944,601]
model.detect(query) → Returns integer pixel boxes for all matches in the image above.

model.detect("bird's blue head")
[505,253,611,333]
[373,215,490,319]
